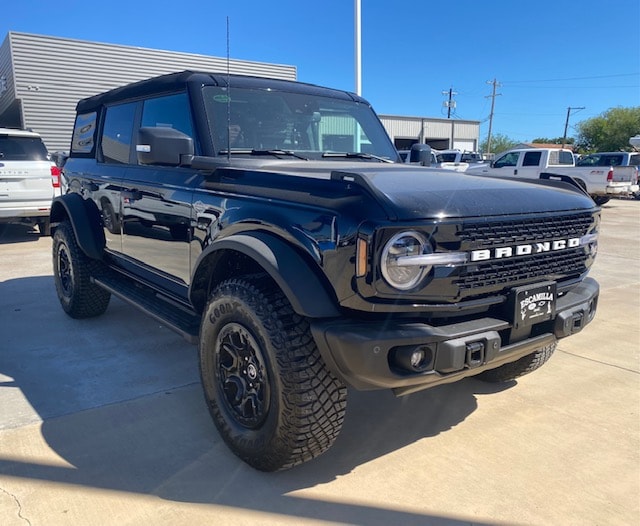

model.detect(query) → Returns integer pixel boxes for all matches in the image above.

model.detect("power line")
[502,73,638,84]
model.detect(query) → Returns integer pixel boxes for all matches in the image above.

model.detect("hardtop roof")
[76,70,367,113]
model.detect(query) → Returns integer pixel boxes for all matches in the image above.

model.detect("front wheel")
[592,195,610,206]
[52,221,111,318]
[476,342,557,383]
[199,276,347,471]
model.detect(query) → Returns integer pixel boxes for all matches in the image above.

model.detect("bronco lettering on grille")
[471,237,581,262]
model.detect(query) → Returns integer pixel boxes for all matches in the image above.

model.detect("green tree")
[531,137,575,145]
[575,107,640,152]
[481,133,517,155]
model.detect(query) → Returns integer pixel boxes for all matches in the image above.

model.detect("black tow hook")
[465,341,485,368]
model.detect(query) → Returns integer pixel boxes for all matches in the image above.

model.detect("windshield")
[203,86,398,161]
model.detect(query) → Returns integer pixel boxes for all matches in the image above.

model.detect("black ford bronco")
[51,71,600,471]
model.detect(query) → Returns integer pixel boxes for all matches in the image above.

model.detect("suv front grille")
[452,211,597,297]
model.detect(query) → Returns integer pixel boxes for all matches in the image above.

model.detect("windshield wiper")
[322,152,394,163]
[219,149,309,160]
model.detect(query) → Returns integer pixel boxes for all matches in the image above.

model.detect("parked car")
[466,147,637,205]
[576,151,640,200]
[0,127,60,234]
[52,70,600,471]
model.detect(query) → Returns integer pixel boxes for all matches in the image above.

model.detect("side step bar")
[92,271,200,345]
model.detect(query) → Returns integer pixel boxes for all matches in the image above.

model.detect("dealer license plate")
[511,281,556,329]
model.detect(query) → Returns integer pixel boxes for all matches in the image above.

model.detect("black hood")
[362,165,596,219]
[254,161,597,220]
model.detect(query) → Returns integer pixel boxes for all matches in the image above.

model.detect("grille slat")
[459,212,594,248]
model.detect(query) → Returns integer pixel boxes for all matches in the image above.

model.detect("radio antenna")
[226,16,231,162]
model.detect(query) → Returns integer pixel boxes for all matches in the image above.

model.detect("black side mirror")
[137,127,194,166]
[410,144,433,166]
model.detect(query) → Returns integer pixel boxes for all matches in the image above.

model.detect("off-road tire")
[52,221,111,318]
[199,276,347,472]
[476,342,557,383]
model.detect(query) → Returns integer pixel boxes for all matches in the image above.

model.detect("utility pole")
[485,79,501,155]
[442,87,458,118]
[562,106,585,148]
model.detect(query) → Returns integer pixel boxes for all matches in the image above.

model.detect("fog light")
[411,349,426,368]
[391,345,435,373]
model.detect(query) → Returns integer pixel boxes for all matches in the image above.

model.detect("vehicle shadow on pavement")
[0,223,42,244]
[0,273,512,525]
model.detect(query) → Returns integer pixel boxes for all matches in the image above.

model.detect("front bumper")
[311,278,598,395]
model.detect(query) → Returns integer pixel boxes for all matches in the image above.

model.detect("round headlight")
[381,231,429,290]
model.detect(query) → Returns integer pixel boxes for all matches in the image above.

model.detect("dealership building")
[0,32,479,154]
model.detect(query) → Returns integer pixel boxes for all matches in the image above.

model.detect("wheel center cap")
[246,363,258,380]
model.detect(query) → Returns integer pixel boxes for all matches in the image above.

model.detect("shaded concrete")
[0,199,638,525]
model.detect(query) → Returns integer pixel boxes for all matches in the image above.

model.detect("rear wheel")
[476,343,557,383]
[52,221,110,318]
[199,276,347,471]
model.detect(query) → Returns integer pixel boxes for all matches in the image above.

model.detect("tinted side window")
[141,93,194,138]
[101,103,137,164]
[601,155,622,166]
[71,112,97,154]
[0,136,48,161]
[576,155,598,167]
[522,151,542,166]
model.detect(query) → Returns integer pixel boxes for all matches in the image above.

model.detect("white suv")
[0,128,60,235]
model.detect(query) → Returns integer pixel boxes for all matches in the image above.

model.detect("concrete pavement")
[0,198,638,525]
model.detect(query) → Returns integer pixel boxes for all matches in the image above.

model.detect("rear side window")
[71,112,97,154]
[101,103,137,164]
[522,151,542,166]
[0,136,48,161]
[549,150,574,166]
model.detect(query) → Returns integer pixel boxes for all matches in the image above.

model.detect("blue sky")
[3,0,639,143]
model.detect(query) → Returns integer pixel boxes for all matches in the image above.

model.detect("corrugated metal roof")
[2,32,297,151]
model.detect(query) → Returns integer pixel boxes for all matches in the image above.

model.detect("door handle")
[514,169,518,175]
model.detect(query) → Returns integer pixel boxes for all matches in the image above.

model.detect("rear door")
[515,150,543,179]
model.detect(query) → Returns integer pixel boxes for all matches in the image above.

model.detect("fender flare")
[194,231,340,319]
[50,194,105,260]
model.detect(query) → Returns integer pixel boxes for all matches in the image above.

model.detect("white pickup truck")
[465,147,638,205]
[434,149,485,172]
